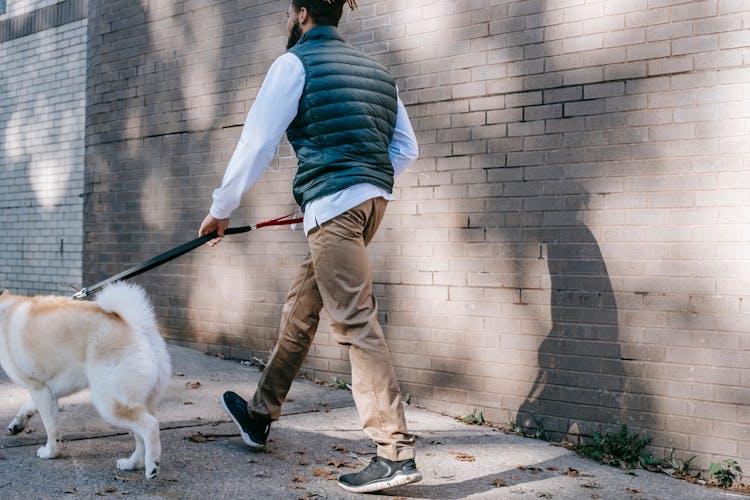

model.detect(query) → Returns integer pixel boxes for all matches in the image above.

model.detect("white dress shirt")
[210,52,419,236]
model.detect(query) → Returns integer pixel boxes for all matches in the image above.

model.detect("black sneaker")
[221,391,270,450]
[337,456,423,493]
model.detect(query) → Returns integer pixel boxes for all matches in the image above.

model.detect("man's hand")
[199,214,230,247]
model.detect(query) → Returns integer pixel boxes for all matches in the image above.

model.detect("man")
[198,0,421,494]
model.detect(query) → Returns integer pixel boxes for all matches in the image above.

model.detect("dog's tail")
[94,281,172,409]
[95,282,158,336]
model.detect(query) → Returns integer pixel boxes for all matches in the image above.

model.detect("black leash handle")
[72,213,302,299]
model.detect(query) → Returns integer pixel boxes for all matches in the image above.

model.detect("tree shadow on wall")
[515,192,625,443]
[85,0,297,356]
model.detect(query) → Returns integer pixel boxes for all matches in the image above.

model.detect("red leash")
[249,212,303,230]
[72,212,303,299]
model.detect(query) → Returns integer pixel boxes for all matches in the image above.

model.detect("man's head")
[286,0,358,49]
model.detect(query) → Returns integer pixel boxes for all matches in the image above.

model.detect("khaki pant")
[248,197,415,461]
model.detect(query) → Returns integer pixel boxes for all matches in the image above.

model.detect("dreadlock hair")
[291,0,358,27]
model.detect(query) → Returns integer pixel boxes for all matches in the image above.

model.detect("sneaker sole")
[221,397,265,451]
[337,471,423,494]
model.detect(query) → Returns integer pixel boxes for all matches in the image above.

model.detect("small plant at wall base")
[458,409,485,425]
[498,412,549,440]
[661,448,698,479]
[578,425,657,469]
[709,459,742,489]
[330,376,351,391]
[505,411,523,435]
[531,417,548,441]
[455,412,749,494]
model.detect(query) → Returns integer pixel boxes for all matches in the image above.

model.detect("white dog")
[0,282,171,479]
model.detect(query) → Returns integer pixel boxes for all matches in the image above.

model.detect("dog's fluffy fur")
[0,282,171,479]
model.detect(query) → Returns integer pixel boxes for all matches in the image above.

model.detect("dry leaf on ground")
[581,482,602,489]
[312,468,337,481]
[185,432,216,443]
[326,460,357,468]
[449,451,476,462]
[517,465,542,473]
[114,476,138,482]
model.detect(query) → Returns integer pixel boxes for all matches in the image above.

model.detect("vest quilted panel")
[287,25,397,210]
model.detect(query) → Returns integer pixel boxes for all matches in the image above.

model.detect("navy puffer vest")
[287,25,398,210]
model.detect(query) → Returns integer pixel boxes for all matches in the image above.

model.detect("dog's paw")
[116,458,142,471]
[145,461,159,480]
[37,446,58,459]
[7,419,24,435]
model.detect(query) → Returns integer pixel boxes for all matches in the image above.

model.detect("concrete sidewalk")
[0,344,741,499]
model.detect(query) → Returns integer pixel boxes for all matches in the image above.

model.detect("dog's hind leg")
[137,413,161,480]
[100,401,162,479]
[29,387,60,458]
[121,410,161,479]
[8,396,37,435]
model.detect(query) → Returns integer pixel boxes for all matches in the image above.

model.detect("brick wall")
[2,0,60,17]
[85,0,750,469]
[0,0,86,295]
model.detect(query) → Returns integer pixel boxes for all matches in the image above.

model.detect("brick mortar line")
[408,66,742,104]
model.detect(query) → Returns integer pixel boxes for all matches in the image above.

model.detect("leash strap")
[72,213,303,299]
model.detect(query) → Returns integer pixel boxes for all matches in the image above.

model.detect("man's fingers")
[218,218,229,236]
[198,218,213,237]
[199,214,229,244]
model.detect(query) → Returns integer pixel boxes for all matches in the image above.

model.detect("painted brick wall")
[84,0,750,469]
[2,0,60,17]
[0,1,86,295]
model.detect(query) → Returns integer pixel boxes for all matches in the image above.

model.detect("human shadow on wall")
[515,190,624,442]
